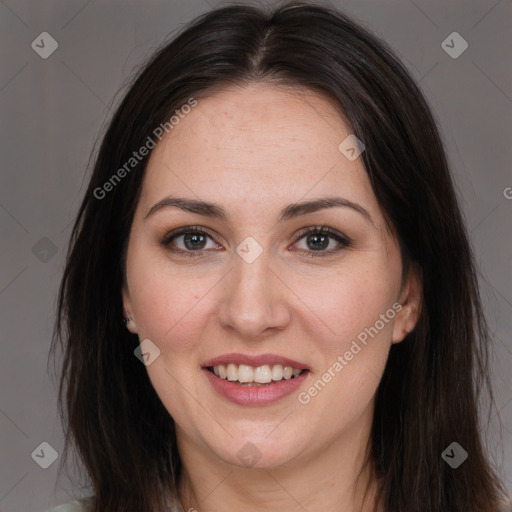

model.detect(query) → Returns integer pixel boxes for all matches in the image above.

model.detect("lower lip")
[203,368,309,406]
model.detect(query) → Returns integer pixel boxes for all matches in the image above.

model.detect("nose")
[217,246,291,340]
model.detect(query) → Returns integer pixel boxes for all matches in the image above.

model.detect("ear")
[392,263,422,344]
[122,284,138,334]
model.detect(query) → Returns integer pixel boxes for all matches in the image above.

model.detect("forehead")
[140,83,377,221]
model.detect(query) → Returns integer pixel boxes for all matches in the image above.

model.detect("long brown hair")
[51,2,507,510]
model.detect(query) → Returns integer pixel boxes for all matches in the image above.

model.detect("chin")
[206,427,309,469]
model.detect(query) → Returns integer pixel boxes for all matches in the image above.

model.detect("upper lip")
[202,353,310,370]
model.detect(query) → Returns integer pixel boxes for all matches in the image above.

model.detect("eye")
[161,226,221,257]
[161,225,351,259]
[292,226,351,258]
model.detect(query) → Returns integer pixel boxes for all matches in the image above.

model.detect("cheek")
[292,261,398,416]
[127,264,217,425]
[127,251,217,356]
[294,261,399,353]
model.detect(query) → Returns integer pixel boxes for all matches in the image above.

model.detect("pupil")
[184,233,206,250]
[308,233,328,250]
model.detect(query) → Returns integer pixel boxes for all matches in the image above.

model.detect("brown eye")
[293,226,351,258]
[161,227,221,256]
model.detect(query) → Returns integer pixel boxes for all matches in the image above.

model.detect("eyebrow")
[144,196,373,225]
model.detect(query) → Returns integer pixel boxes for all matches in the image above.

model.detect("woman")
[49,1,508,511]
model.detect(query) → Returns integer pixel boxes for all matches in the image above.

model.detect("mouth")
[201,354,310,405]
[205,363,306,386]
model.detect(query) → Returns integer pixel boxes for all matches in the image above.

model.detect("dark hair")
[51,1,507,511]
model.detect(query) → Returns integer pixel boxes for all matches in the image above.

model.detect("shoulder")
[44,498,92,512]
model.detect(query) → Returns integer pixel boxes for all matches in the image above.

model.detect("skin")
[122,83,422,512]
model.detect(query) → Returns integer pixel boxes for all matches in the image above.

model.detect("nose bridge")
[218,241,289,337]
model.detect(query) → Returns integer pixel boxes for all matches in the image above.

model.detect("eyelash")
[161,225,351,259]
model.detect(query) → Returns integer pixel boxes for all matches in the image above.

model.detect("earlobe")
[392,264,422,344]
[124,316,138,333]
[392,304,418,343]
[122,286,138,334]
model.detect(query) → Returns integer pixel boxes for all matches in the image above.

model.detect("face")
[122,83,421,470]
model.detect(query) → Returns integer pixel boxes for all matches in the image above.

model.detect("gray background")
[0,0,511,510]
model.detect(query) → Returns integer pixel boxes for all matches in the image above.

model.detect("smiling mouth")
[206,363,307,386]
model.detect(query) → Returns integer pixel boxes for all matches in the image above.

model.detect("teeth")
[271,364,284,381]
[238,364,254,383]
[254,365,272,383]
[210,363,304,383]
[226,363,238,382]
